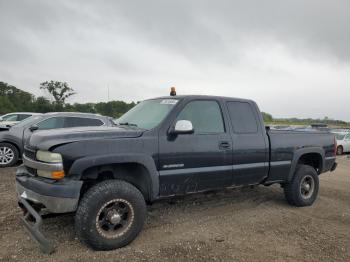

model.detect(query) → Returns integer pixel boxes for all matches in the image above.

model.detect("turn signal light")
[37,170,65,179]
[51,170,65,179]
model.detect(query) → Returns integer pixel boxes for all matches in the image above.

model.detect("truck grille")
[24,147,36,160]
[27,167,37,176]
[23,146,37,176]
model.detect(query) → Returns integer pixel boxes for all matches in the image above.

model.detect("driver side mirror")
[0,117,3,122]
[169,120,194,135]
[29,125,39,132]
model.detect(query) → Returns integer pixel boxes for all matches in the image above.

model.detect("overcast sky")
[0,0,349,120]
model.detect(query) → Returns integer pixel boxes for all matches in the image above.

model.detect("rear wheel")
[75,180,146,250]
[0,143,19,167]
[284,165,319,207]
[336,146,343,155]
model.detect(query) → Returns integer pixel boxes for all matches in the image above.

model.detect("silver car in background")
[0,112,41,129]
[0,112,115,167]
[335,132,350,155]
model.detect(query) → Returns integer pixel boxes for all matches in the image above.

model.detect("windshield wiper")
[118,122,138,127]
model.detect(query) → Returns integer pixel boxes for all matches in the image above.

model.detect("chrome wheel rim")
[0,146,14,165]
[95,199,134,239]
[337,147,343,155]
[300,175,315,199]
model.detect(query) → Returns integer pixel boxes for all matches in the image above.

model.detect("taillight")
[334,136,337,156]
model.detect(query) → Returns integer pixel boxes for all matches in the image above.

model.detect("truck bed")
[265,130,336,184]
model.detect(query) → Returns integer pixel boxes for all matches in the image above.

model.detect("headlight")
[36,150,62,163]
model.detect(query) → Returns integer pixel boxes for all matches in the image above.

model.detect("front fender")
[287,147,325,182]
[68,153,159,200]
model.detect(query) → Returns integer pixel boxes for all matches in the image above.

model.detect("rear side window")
[226,102,258,133]
[64,117,104,128]
[37,117,65,130]
[17,114,32,121]
[176,100,225,134]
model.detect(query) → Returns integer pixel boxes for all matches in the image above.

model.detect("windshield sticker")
[160,99,178,105]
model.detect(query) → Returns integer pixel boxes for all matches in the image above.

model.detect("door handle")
[219,141,231,150]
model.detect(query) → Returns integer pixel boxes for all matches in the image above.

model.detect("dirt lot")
[0,157,349,262]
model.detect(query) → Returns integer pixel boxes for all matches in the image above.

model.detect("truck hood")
[29,126,145,150]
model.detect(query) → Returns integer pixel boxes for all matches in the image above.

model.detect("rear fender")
[287,147,325,182]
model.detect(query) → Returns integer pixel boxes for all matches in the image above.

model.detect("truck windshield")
[116,99,178,130]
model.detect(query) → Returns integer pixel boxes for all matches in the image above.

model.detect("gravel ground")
[0,156,349,262]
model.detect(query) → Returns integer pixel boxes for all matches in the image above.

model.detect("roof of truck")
[151,95,254,102]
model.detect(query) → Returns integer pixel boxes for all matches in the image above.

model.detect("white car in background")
[0,112,40,128]
[335,132,350,155]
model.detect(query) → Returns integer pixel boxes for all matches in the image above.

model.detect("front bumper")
[16,165,82,213]
[16,165,83,254]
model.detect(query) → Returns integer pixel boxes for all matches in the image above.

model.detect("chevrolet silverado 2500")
[15,95,337,253]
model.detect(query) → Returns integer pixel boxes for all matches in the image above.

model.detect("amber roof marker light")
[170,87,176,96]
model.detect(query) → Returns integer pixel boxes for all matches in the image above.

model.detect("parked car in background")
[331,128,350,133]
[269,125,293,131]
[0,112,41,129]
[335,132,350,155]
[0,112,114,167]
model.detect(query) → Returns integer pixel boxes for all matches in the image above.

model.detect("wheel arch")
[68,154,159,202]
[288,147,325,182]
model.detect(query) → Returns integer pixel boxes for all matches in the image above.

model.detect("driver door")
[158,99,232,196]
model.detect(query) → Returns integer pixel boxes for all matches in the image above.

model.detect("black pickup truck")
[16,95,337,253]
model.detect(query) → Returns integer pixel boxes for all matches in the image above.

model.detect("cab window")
[226,102,259,134]
[176,100,225,134]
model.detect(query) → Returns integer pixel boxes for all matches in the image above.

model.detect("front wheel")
[75,180,146,250]
[284,165,319,207]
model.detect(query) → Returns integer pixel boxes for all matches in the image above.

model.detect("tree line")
[0,81,135,118]
[1,80,349,127]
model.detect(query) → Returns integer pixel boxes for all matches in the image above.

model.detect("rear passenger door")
[226,101,269,186]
